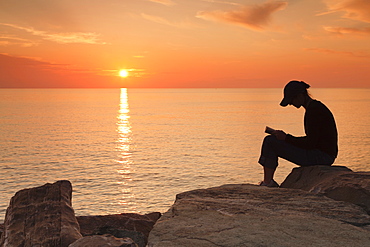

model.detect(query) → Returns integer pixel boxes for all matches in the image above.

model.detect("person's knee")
[263,134,278,145]
[262,134,284,153]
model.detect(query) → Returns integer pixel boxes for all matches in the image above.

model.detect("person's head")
[280,80,311,108]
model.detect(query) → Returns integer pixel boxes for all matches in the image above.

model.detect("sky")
[0,0,369,88]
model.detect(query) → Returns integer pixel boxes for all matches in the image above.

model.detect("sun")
[119,69,129,78]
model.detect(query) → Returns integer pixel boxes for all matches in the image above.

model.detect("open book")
[265,126,275,134]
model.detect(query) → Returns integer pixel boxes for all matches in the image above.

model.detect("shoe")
[259,179,279,188]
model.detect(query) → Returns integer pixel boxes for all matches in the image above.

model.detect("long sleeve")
[285,100,338,157]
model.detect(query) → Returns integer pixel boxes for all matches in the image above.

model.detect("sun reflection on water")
[116,88,135,209]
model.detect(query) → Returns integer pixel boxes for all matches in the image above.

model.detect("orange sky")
[0,0,369,88]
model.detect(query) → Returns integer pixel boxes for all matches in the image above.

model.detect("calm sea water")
[1,88,370,221]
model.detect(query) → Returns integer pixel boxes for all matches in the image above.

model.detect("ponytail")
[298,80,310,89]
[300,81,311,97]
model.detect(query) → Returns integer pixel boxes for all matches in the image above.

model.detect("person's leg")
[258,135,335,184]
[263,166,276,184]
[258,135,281,184]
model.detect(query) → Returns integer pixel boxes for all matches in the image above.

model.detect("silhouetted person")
[258,81,338,187]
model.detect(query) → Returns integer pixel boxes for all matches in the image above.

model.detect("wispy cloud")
[148,0,175,6]
[42,32,106,45]
[141,14,198,29]
[323,26,370,35]
[320,0,370,36]
[321,0,370,23]
[0,35,38,47]
[102,68,147,78]
[0,53,118,87]
[0,53,69,74]
[305,47,369,58]
[141,14,175,26]
[201,0,241,6]
[0,23,107,45]
[0,53,122,77]
[196,0,288,31]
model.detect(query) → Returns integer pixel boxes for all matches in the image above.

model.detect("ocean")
[1,88,369,221]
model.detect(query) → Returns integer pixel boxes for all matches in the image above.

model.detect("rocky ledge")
[1,165,370,246]
[148,165,370,246]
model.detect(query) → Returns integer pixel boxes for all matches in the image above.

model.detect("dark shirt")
[285,100,338,158]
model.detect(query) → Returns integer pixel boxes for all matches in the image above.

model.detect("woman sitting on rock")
[258,80,338,187]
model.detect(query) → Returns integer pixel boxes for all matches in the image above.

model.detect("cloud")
[0,53,51,66]
[102,68,147,78]
[323,26,370,35]
[0,23,106,45]
[141,14,198,29]
[201,0,241,6]
[0,53,82,73]
[0,53,66,87]
[0,53,122,88]
[321,0,370,23]
[305,47,368,58]
[42,32,106,45]
[0,35,39,47]
[197,0,288,31]
[320,1,370,36]
[148,0,175,6]
[141,14,175,26]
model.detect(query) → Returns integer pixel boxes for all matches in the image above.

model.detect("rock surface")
[280,165,370,214]
[76,212,161,247]
[69,234,138,247]
[0,180,82,247]
[0,224,3,240]
[148,184,370,247]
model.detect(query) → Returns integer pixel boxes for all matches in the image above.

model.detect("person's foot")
[259,179,279,187]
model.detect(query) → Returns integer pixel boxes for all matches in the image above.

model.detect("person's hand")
[273,130,286,141]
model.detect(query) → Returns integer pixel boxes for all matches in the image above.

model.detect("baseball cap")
[280,81,309,107]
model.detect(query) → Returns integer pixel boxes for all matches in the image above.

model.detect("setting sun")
[119,69,129,78]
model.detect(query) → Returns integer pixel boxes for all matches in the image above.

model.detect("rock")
[280,165,370,214]
[77,212,161,247]
[68,234,138,247]
[0,223,3,240]
[0,180,82,247]
[148,184,370,247]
